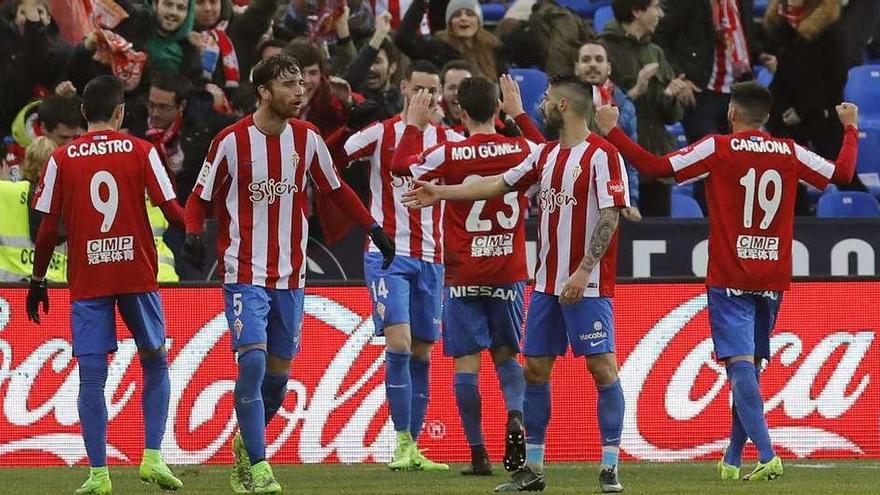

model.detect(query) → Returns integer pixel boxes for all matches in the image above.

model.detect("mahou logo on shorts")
[0,283,877,466]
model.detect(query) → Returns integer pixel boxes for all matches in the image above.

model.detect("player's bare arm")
[559,207,620,305]
[401,175,511,209]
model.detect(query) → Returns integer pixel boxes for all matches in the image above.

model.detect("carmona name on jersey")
[729,137,792,155]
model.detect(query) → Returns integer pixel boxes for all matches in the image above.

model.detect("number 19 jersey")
[34,130,177,300]
[669,129,842,291]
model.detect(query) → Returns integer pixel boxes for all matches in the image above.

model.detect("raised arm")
[831,103,859,184]
[500,74,546,143]
[596,105,675,178]
[402,175,511,208]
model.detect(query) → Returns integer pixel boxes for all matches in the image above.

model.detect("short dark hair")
[81,75,124,122]
[283,39,326,75]
[404,60,440,80]
[731,81,772,125]
[150,71,193,104]
[38,95,82,132]
[440,59,480,84]
[549,74,594,117]
[251,52,302,97]
[612,0,653,24]
[458,76,498,123]
[256,38,286,58]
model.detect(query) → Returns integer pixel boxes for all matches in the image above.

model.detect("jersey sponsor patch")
[86,235,135,265]
[471,233,514,258]
[736,234,780,261]
[447,285,519,301]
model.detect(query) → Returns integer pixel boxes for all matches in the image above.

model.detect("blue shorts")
[523,292,615,357]
[364,252,443,343]
[223,284,304,360]
[442,283,525,358]
[707,286,782,360]
[71,292,166,357]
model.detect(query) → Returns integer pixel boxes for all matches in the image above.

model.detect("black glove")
[26,278,49,324]
[368,225,395,269]
[182,233,206,270]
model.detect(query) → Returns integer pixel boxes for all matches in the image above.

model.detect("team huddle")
[24,52,859,494]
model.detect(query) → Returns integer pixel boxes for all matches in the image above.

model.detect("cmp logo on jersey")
[736,234,780,261]
[471,233,514,258]
[248,178,299,204]
[538,188,576,213]
[86,236,135,265]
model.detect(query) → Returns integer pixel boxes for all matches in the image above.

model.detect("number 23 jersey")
[669,129,840,291]
[410,133,537,286]
[34,130,177,300]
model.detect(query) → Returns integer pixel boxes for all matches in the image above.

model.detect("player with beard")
[182,53,394,494]
[403,75,631,493]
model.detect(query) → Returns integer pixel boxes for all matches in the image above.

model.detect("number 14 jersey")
[407,132,537,286]
[666,129,843,291]
[34,130,177,300]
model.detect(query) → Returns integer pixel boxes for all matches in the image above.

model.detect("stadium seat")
[844,65,880,124]
[592,5,614,33]
[558,0,610,18]
[816,191,880,218]
[672,182,695,198]
[509,67,548,126]
[754,0,769,16]
[671,193,704,218]
[856,127,880,196]
[482,3,506,22]
[666,122,688,149]
[754,65,774,87]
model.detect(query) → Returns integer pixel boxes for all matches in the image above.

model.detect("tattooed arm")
[559,207,620,305]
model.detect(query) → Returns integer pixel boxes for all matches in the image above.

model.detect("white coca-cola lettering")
[619,294,870,461]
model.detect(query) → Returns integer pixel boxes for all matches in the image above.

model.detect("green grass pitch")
[2,461,880,494]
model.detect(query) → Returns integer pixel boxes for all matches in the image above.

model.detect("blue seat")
[558,0,610,18]
[816,191,880,217]
[666,122,688,149]
[481,3,506,22]
[754,0,769,16]
[856,127,880,195]
[844,65,880,124]
[509,67,548,126]
[671,193,704,218]
[672,182,695,197]
[754,65,773,87]
[592,5,614,33]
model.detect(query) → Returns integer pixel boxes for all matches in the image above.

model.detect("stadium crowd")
[1,0,879,283]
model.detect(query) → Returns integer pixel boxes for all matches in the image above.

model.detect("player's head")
[728,81,772,129]
[457,76,498,127]
[81,75,126,129]
[366,38,400,92]
[441,59,478,121]
[37,95,83,146]
[251,52,304,120]
[613,0,663,34]
[21,136,57,183]
[148,71,192,130]
[575,42,611,86]
[401,60,441,109]
[541,74,594,135]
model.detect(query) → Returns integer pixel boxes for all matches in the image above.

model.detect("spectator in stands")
[0,0,72,137]
[116,0,202,79]
[395,0,506,80]
[574,41,642,222]
[257,38,287,62]
[192,0,281,93]
[285,39,364,136]
[344,11,404,122]
[838,0,880,68]
[4,94,83,173]
[20,136,57,242]
[600,0,684,216]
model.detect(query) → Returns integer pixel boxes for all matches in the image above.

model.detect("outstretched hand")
[401,179,442,209]
[499,74,525,117]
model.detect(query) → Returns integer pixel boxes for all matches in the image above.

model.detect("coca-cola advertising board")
[0,282,877,466]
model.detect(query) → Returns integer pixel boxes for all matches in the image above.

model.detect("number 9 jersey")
[409,133,539,286]
[33,130,177,300]
[664,129,847,291]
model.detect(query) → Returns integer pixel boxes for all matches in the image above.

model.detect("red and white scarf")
[203,21,240,88]
[592,80,617,107]
[709,0,750,93]
[778,2,808,29]
[146,115,184,173]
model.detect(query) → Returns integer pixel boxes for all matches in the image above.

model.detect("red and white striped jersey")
[344,116,463,262]
[34,130,176,300]
[661,130,841,290]
[708,0,750,93]
[371,0,429,32]
[503,134,630,297]
[192,115,342,289]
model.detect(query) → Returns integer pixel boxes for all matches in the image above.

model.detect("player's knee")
[384,324,412,352]
[490,346,517,365]
[454,354,481,374]
[137,345,167,362]
[523,361,551,385]
[587,354,618,386]
[410,338,433,361]
[266,353,292,376]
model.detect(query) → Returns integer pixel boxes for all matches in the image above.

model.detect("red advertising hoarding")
[0,282,877,466]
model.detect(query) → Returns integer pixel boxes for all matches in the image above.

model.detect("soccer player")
[390,76,541,476]
[402,75,631,493]
[26,75,185,494]
[336,60,461,472]
[182,53,394,494]
[595,82,859,482]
